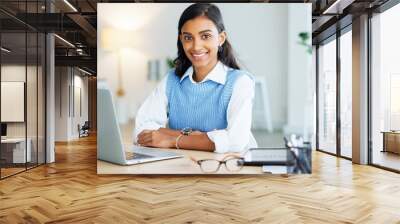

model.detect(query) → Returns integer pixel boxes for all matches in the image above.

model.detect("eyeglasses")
[190,154,245,173]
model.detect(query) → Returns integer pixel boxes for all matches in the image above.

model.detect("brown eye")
[201,34,211,40]
[183,35,192,41]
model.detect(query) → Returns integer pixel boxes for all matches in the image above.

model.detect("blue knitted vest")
[166,68,247,132]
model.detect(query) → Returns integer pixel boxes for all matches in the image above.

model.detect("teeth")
[192,53,206,57]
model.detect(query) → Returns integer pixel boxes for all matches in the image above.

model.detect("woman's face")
[180,16,226,70]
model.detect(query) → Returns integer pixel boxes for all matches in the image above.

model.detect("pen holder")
[287,143,312,174]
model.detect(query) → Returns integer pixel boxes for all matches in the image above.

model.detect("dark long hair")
[174,3,240,77]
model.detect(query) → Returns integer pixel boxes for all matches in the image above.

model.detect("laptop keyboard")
[125,151,153,160]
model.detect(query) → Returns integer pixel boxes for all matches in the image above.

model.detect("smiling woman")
[134,3,258,154]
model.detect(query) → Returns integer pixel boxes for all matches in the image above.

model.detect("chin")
[191,60,209,68]
[190,56,215,67]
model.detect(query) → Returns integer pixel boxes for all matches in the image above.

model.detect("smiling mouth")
[191,52,208,60]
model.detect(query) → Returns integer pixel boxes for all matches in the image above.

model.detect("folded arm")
[136,75,255,153]
[137,128,215,151]
[207,75,255,153]
[134,76,168,143]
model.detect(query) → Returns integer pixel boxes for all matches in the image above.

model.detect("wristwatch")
[181,127,193,136]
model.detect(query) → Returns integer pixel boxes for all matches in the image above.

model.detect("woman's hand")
[157,128,204,137]
[192,131,203,135]
[137,130,176,148]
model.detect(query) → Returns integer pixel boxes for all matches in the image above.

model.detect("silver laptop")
[97,84,183,165]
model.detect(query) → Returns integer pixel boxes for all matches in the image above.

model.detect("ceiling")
[0,0,393,75]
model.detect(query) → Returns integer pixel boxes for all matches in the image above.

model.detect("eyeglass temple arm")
[189,156,200,164]
[190,154,243,164]
[221,153,243,161]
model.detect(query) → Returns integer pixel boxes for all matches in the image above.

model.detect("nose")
[191,38,203,52]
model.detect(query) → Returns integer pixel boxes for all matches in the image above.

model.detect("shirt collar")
[180,61,229,85]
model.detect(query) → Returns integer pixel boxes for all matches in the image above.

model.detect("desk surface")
[98,147,264,175]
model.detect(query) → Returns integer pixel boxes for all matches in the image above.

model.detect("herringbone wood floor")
[1,135,400,223]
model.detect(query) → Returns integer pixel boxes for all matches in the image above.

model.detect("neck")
[193,60,218,82]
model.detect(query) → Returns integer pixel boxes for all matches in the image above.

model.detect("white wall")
[55,67,69,141]
[285,4,312,137]
[222,4,289,129]
[1,64,46,163]
[1,65,36,137]
[55,67,89,141]
[72,73,89,137]
[1,66,26,128]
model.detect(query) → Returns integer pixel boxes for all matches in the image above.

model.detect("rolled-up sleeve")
[134,76,168,143]
[207,75,255,153]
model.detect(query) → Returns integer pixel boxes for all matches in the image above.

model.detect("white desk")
[98,147,264,175]
[1,138,31,163]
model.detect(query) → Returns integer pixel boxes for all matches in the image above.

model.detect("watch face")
[182,127,192,135]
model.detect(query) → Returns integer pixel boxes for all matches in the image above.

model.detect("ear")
[218,31,226,46]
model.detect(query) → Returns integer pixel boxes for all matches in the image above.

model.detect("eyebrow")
[182,29,213,35]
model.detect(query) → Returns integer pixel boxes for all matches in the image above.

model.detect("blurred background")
[97,3,313,147]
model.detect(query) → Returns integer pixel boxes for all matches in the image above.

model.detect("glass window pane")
[27,31,38,169]
[0,1,46,179]
[318,38,337,154]
[1,31,27,178]
[38,33,45,165]
[340,30,352,158]
[371,3,400,171]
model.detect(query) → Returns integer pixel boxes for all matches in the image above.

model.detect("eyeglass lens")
[199,160,221,173]
[225,158,244,171]
[199,158,244,173]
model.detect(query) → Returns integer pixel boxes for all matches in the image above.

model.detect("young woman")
[135,3,257,153]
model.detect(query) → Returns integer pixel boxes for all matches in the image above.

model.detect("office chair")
[79,121,90,138]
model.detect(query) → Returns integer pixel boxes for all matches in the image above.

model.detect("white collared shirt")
[134,61,258,153]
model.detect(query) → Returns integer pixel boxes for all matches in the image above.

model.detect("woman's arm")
[206,74,255,153]
[157,128,180,137]
[137,74,255,153]
[135,72,216,150]
[134,76,168,143]
[138,128,215,151]
[157,128,207,137]
[176,133,215,151]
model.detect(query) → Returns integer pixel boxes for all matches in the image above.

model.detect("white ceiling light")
[1,47,11,53]
[323,0,355,15]
[54,34,75,48]
[78,67,92,76]
[63,0,78,12]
